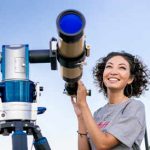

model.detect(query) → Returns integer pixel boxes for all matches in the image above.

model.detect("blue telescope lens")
[59,14,83,35]
[57,9,86,42]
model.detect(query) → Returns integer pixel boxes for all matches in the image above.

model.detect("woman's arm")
[71,97,91,150]
[76,81,120,150]
[80,102,119,150]
[78,117,91,150]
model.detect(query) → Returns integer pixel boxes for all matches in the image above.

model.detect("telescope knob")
[37,107,47,115]
[85,45,90,57]
[40,86,44,91]
[87,89,91,96]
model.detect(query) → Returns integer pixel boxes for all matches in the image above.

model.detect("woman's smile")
[103,56,133,91]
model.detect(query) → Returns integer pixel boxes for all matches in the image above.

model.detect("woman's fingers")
[78,80,84,87]
[78,80,86,91]
[71,96,77,104]
[77,80,87,96]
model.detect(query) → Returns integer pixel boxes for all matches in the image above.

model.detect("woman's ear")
[128,75,134,84]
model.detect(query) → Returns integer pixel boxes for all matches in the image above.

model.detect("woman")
[71,51,150,150]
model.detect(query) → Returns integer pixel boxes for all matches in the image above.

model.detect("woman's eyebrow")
[106,62,128,68]
[106,62,113,65]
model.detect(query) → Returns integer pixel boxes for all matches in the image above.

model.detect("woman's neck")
[107,90,128,104]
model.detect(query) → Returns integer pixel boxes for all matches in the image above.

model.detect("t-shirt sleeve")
[106,101,145,148]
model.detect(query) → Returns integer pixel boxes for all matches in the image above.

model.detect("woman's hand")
[71,96,82,118]
[76,80,87,106]
[71,80,88,119]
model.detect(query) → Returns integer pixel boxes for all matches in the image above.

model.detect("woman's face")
[103,55,133,92]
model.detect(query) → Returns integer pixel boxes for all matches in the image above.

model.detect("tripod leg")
[12,130,28,150]
[34,137,51,150]
[32,125,51,150]
[144,128,149,150]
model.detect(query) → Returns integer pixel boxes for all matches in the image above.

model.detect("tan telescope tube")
[58,36,84,58]
[60,66,82,81]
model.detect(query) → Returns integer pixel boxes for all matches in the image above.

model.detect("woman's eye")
[105,65,112,68]
[120,66,126,70]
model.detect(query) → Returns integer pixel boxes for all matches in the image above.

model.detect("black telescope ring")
[57,49,86,68]
[56,9,86,43]
[63,74,82,83]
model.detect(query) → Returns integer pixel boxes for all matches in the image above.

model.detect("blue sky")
[0,0,150,149]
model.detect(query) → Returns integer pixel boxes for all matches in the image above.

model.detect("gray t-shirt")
[88,99,146,150]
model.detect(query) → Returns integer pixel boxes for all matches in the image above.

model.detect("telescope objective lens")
[59,14,83,34]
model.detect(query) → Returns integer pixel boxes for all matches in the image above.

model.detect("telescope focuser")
[63,82,91,96]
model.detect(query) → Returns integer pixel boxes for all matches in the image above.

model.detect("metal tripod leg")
[12,130,28,150]
[0,121,51,150]
[144,128,149,150]
[32,125,51,150]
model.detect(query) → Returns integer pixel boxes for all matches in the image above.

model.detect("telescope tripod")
[0,120,51,150]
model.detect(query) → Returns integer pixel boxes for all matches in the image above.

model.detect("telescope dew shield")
[56,9,86,84]
[56,9,85,43]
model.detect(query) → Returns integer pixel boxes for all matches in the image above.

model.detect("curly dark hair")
[93,51,150,97]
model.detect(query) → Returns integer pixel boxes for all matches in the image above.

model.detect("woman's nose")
[110,68,118,75]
